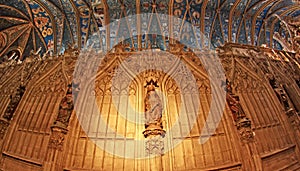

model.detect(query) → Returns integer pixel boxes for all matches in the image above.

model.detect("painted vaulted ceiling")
[0,0,299,62]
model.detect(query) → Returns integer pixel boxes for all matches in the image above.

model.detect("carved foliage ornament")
[145,136,164,155]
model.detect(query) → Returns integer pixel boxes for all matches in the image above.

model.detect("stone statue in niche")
[224,80,246,122]
[53,84,74,128]
[227,95,247,122]
[277,89,291,111]
[3,85,25,121]
[144,79,162,128]
[223,79,254,143]
[269,77,294,113]
[275,87,299,127]
[143,79,165,138]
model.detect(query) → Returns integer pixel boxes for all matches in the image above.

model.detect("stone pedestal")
[236,117,262,171]
[43,125,68,171]
[143,125,165,171]
[143,124,165,155]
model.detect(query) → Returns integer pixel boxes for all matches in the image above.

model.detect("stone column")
[142,79,165,170]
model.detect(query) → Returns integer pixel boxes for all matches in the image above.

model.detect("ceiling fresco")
[0,0,299,62]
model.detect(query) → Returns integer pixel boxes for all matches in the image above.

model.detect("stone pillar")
[142,79,165,170]
[225,80,262,171]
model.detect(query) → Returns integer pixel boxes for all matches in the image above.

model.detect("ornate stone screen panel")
[1,62,67,169]
[64,52,241,170]
[222,48,300,170]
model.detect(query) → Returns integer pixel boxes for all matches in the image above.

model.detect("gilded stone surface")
[0,44,299,171]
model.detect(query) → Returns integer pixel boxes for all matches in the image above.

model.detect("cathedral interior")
[0,0,300,170]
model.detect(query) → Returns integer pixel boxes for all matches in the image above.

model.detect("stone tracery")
[0,0,299,170]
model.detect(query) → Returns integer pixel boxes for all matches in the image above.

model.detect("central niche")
[93,68,181,141]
